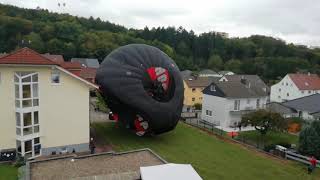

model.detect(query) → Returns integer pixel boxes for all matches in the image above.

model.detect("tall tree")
[207,55,223,71]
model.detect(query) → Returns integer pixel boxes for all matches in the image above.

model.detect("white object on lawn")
[140,163,202,180]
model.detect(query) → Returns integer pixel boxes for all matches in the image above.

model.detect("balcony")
[229,108,255,115]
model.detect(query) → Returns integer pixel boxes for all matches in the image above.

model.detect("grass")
[92,122,319,180]
[0,164,18,180]
[238,130,299,148]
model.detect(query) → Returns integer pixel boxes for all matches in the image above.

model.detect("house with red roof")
[0,47,98,160]
[270,73,320,102]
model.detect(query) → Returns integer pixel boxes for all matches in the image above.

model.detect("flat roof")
[28,149,166,180]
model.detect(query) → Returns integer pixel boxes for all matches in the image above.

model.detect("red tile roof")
[0,47,98,88]
[80,67,97,79]
[289,73,320,90]
[42,54,65,63]
[0,47,58,65]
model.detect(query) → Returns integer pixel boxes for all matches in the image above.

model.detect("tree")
[207,55,223,70]
[194,103,202,110]
[23,32,45,52]
[299,121,320,159]
[241,109,287,136]
[225,59,242,73]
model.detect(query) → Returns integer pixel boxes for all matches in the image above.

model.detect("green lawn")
[92,122,319,180]
[238,130,299,148]
[0,164,18,180]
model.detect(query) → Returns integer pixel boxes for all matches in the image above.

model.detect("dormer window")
[210,85,216,91]
[305,82,309,86]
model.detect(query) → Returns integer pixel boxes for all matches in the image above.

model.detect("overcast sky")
[2,0,320,46]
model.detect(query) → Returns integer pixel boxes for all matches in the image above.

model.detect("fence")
[285,151,320,168]
[182,118,224,136]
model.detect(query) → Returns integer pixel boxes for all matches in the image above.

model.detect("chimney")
[240,78,247,85]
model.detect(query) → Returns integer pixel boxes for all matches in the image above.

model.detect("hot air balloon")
[96,44,184,136]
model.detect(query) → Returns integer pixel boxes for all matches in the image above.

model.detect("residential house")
[180,70,193,80]
[198,69,221,77]
[268,94,320,120]
[0,48,98,159]
[201,80,268,129]
[183,76,219,111]
[71,58,100,68]
[219,74,270,101]
[270,73,320,102]
[218,71,235,76]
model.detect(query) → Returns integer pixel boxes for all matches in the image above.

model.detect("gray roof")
[282,94,320,113]
[216,82,264,98]
[184,77,220,88]
[198,69,218,75]
[267,102,297,114]
[218,71,234,75]
[71,58,100,68]
[223,74,269,96]
[180,70,193,80]
[203,81,268,98]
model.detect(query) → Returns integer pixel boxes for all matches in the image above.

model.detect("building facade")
[0,48,97,159]
[270,73,320,102]
[201,81,268,128]
[183,77,219,111]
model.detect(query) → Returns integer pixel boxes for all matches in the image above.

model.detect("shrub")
[299,121,320,159]
[194,103,202,110]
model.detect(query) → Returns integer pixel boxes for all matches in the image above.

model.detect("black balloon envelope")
[96,44,184,136]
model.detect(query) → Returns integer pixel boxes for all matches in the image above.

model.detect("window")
[199,97,202,100]
[286,82,288,86]
[234,100,240,111]
[247,99,250,104]
[192,97,195,101]
[309,90,312,94]
[210,85,216,91]
[256,99,260,109]
[301,90,304,94]
[51,70,60,84]
[279,88,281,92]
[23,112,32,127]
[287,93,289,97]
[278,96,281,99]
[206,110,212,116]
[16,112,21,126]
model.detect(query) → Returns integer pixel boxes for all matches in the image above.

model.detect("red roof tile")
[289,73,320,90]
[0,47,58,65]
[80,67,97,79]
[42,54,65,63]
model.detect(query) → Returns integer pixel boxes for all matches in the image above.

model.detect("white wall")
[202,94,268,128]
[271,75,320,102]
[201,95,228,127]
[0,66,91,151]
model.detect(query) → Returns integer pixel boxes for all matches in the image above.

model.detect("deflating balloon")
[96,44,184,135]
